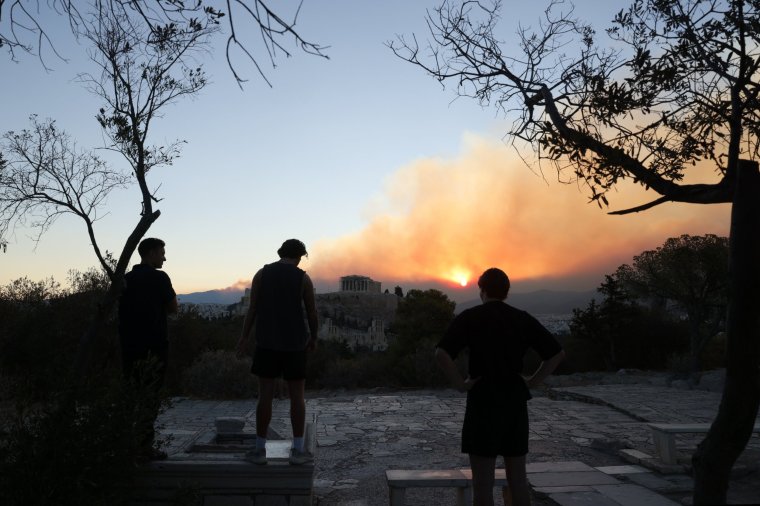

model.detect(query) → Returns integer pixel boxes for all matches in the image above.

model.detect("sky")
[0,0,730,302]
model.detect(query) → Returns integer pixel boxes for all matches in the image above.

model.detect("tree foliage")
[617,233,729,371]
[388,289,456,386]
[392,289,456,353]
[569,271,689,371]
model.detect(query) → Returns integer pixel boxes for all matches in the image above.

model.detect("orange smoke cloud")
[223,279,252,292]
[309,135,730,291]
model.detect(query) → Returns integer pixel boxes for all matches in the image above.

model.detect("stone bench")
[131,458,314,505]
[385,469,508,506]
[130,415,319,504]
[648,422,760,465]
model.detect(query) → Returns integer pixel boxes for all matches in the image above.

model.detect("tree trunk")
[692,160,760,505]
[686,306,706,378]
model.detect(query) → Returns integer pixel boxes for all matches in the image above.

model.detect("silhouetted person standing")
[118,237,178,459]
[436,268,565,506]
[237,239,319,465]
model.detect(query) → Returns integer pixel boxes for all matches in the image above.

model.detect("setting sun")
[449,269,471,288]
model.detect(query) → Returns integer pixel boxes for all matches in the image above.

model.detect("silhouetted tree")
[392,1,760,502]
[394,285,404,297]
[569,271,689,371]
[1,3,215,378]
[570,274,637,370]
[389,289,455,386]
[616,234,729,374]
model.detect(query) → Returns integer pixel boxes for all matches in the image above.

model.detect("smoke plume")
[309,135,730,292]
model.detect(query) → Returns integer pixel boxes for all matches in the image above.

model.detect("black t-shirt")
[118,264,175,346]
[437,300,562,396]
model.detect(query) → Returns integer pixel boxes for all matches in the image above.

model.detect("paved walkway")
[157,383,760,505]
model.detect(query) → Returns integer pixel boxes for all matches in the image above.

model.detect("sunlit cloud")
[309,135,730,292]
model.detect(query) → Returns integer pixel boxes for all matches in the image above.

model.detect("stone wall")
[316,292,399,351]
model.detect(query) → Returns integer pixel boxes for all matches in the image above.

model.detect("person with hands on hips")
[436,267,565,506]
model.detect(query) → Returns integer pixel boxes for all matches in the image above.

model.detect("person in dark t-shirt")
[118,237,178,459]
[237,239,319,466]
[436,268,565,506]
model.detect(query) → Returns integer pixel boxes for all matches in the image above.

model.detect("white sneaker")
[244,447,267,465]
[288,447,313,465]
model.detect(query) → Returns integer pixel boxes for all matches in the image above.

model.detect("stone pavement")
[157,382,760,505]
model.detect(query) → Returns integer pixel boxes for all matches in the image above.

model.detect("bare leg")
[256,378,275,438]
[287,379,306,438]
[505,455,530,506]
[469,454,496,506]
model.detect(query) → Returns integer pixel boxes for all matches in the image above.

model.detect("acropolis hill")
[233,275,399,351]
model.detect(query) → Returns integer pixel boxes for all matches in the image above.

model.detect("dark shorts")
[462,384,529,457]
[251,347,308,381]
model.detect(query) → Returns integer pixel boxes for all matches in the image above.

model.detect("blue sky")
[1,1,730,298]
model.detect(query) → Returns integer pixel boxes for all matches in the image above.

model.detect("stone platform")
[154,382,760,505]
[131,418,317,505]
[132,455,313,506]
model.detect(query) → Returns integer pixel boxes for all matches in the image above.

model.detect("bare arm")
[167,296,179,314]
[435,347,479,392]
[236,270,262,355]
[302,273,319,351]
[525,350,565,389]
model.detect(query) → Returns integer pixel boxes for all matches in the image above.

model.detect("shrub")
[700,331,726,370]
[165,314,242,394]
[181,350,257,399]
[0,371,167,506]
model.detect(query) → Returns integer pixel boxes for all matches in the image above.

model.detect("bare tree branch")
[0,1,329,86]
[0,116,130,274]
[608,195,672,215]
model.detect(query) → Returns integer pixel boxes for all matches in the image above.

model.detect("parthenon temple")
[339,275,381,293]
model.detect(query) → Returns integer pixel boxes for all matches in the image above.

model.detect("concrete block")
[253,495,288,506]
[529,471,620,488]
[532,485,594,498]
[287,495,312,506]
[618,448,653,464]
[386,469,469,487]
[549,491,620,506]
[215,417,246,434]
[526,461,595,473]
[627,472,692,493]
[205,496,253,506]
[594,465,649,475]
[592,484,680,506]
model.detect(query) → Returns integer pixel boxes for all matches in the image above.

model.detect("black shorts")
[251,347,308,381]
[461,383,529,457]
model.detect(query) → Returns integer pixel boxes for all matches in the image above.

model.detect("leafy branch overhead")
[389,0,759,212]
[77,5,213,194]
[0,0,329,87]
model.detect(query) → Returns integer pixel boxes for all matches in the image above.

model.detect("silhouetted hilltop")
[178,288,243,305]
[456,289,598,315]
[178,286,599,315]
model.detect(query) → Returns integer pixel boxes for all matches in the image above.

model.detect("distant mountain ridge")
[456,289,598,315]
[177,288,243,305]
[179,286,598,314]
